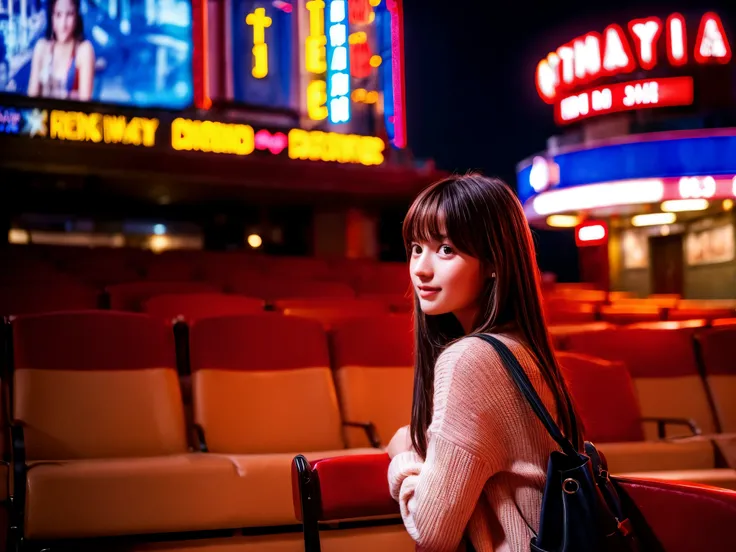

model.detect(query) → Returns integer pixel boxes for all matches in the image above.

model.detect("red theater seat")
[292,453,736,552]
[331,315,414,447]
[227,277,355,301]
[599,304,663,324]
[565,326,718,440]
[0,282,100,316]
[143,292,265,322]
[143,257,199,282]
[281,301,390,330]
[544,302,598,325]
[261,256,334,281]
[696,327,736,433]
[558,352,645,444]
[188,314,381,527]
[548,322,615,350]
[556,352,735,484]
[106,281,220,311]
[9,311,247,540]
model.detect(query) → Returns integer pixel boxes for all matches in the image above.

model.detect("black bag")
[473,334,641,552]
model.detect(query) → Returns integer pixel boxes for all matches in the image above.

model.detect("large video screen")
[0,0,193,109]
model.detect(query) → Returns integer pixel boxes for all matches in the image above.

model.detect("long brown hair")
[403,172,583,458]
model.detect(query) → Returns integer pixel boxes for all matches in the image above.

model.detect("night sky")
[399,0,735,278]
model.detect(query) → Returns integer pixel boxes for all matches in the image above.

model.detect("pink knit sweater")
[388,334,560,552]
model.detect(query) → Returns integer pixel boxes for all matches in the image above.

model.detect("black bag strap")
[473,334,579,458]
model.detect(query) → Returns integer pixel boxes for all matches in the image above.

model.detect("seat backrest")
[697,327,736,433]
[189,314,344,454]
[548,322,615,350]
[330,314,414,447]
[566,327,717,438]
[106,281,220,311]
[557,352,644,443]
[228,278,355,301]
[0,282,99,316]
[11,311,187,460]
[282,301,389,330]
[617,477,736,552]
[143,292,265,322]
[599,305,663,325]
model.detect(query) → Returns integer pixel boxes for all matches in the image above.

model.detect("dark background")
[399,0,736,279]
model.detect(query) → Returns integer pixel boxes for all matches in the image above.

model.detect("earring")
[491,272,496,278]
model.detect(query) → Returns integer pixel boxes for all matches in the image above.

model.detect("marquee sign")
[535,12,732,124]
[0,104,385,166]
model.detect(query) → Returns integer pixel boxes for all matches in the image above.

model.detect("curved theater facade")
[518,10,736,299]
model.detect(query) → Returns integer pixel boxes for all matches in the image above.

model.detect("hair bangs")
[403,179,480,257]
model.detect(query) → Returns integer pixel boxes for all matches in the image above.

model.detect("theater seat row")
[556,323,736,436]
[1,311,414,543]
[1,309,734,546]
[555,324,736,488]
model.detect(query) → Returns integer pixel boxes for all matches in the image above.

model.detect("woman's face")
[409,235,486,329]
[52,0,77,43]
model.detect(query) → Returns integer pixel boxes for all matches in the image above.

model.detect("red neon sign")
[554,76,694,125]
[576,221,608,247]
[537,12,732,104]
[349,0,371,25]
[387,0,407,149]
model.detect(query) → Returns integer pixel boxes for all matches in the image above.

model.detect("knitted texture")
[388,334,560,552]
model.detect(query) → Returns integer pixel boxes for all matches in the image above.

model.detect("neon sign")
[0,108,23,135]
[679,176,717,199]
[288,128,384,165]
[555,76,694,125]
[246,7,273,79]
[349,0,371,24]
[171,118,255,156]
[305,0,328,120]
[528,175,736,218]
[576,221,608,247]
[386,0,407,148]
[169,117,384,165]
[325,0,352,124]
[349,31,373,78]
[536,12,732,104]
[49,111,159,147]
[254,129,288,154]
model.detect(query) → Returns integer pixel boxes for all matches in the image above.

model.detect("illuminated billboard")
[0,0,193,109]
[534,11,732,125]
[231,0,294,109]
[0,102,386,166]
[202,0,407,149]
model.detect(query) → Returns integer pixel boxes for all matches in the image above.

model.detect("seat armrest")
[191,423,208,452]
[640,417,701,439]
[343,421,382,448]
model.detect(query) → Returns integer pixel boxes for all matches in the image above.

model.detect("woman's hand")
[386,425,413,459]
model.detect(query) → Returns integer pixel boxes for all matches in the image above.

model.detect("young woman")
[27,0,95,101]
[386,173,582,552]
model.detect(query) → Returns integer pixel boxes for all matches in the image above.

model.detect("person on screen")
[27,0,95,101]
[0,58,8,92]
[386,173,583,551]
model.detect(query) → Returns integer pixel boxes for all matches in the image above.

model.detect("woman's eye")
[411,244,422,254]
[440,245,453,255]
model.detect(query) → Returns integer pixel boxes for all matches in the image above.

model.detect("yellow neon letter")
[246,7,272,79]
[305,0,326,73]
[307,80,328,120]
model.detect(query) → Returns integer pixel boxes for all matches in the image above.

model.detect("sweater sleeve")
[387,339,510,552]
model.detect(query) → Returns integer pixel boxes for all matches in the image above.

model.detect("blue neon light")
[325,0,351,125]
[517,133,736,204]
